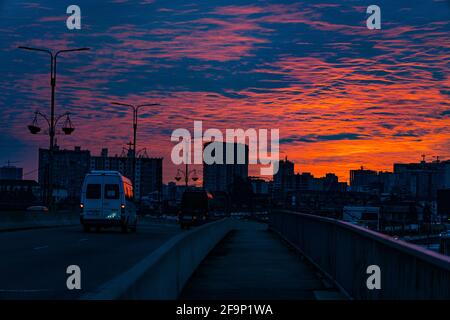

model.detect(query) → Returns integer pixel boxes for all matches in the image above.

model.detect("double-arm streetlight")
[19,46,90,209]
[173,141,199,187]
[111,102,160,186]
[28,110,75,136]
[175,165,199,188]
[19,46,90,149]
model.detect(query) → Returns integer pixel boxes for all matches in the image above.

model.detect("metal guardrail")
[269,210,450,299]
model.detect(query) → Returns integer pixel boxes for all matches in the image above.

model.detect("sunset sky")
[0,0,449,184]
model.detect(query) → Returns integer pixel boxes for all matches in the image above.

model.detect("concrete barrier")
[270,210,450,299]
[0,212,79,231]
[82,218,234,300]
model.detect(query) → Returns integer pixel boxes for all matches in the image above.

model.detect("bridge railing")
[269,210,450,299]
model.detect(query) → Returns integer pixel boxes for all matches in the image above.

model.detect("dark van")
[178,189,212,228]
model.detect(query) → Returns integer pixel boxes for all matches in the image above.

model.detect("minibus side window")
[104,184,120,199]
[128,185,134,200]
[86,184,101,199]
[124,182,134,201]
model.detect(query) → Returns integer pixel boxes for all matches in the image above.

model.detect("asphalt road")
[0,221,181,299]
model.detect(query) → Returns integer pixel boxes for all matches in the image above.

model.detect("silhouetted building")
[90,148,162,201]
[249,177,271,211]
[295,172,313,190]
[295,172,347,192]
[378,171,399,194]
[272,158,348,207]
[161,182,188,214]
[135,157,163,201]
[393,159,450,201]
[38,146,163,203]
[350,166,379,193]
[203,142,249,192]
[0,165,23,180]
[379,201,422,233]
[90,148,127,173]
[288,190,376,218]
[273,157,294,194]
[0,179,40,210]
[38,146,90,201]
[345,159,450,219]
[437,189,450,217]
[343,206,380,229]
[249,177,270,195]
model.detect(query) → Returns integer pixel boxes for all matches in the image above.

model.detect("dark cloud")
[280,133,366,144]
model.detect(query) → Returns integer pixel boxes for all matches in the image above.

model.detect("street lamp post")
[19,46,90,210]
[175,164,199,187]
[111,102,160,188]
[174,141,199,187]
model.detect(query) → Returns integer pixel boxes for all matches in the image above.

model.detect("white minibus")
[80,171,137,233]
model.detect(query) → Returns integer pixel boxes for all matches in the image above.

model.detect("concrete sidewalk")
[180,220,344,300]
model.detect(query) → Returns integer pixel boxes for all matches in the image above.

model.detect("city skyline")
[3,143,447,187]
[0,0,449,183]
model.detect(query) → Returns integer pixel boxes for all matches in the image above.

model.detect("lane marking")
[33,245,49,250]
[79,238,88,242]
